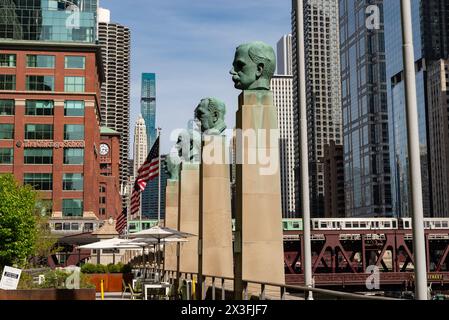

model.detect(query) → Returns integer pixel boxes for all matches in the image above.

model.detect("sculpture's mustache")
[232,75,240,82]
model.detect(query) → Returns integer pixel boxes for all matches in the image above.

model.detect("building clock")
[99,143,110,156]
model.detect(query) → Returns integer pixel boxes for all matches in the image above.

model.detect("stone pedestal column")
[164,180,179,272]
[178,163,200,274]
[199,135,234,280]
[234,90,285,298]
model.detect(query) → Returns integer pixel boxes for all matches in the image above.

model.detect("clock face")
[100,143,110,156]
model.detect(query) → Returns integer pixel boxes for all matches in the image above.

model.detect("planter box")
[0,289,95,300]
[86,273,133,292]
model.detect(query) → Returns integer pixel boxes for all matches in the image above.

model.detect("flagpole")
[157,128,162,226]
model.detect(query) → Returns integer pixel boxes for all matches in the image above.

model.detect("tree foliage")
[0,174,38,268]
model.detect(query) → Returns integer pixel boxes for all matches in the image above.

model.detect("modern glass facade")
[0,0,97,43]
[339,0,392,217]
[384,0,432,217]
[141,73,157,149]
[145,155,168,221]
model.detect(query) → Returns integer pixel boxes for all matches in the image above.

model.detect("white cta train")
[311,218,449,231]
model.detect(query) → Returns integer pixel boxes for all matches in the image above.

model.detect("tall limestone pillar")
[164,180,179,272]
[234,90,285,297]
[199,135,234,281]
[178,163,200,274]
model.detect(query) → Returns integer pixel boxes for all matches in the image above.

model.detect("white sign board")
[0,266,22,290]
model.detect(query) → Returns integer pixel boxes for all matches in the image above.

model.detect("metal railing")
[156,269,399,301]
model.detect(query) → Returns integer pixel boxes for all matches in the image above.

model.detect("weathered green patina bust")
[175,129,201,163]
[230,41,276,91]
[194,98,227,135]
[165,151,181,181]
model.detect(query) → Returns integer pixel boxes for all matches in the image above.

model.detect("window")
[25,100,54,116]
[0,148,13,164]
[26,76,54,91]
[84,223,94,232]
[99,197,106,204]
[26,55,55,68]
[0,99,14,115]
[99,185,106,193]
[25,124,53,140]
[62,199,83,217]
[64,101,85,116]
[64,125,84,140]
[24,149,53,164]
[0,54,16,67]
[65,56,85,69]
[24,173,52,190]
[0,124,14,139]
[99,208,106,216]
[64,148,84,165]
[0,75,15,90]
[63,173,83,191]
[64,76,85,92]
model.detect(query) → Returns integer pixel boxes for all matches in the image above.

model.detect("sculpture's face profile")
[230,45,259,90]
[195,100,216,132]
[175,131,188,160]
[194,98,227,135]
[230,41,276,91]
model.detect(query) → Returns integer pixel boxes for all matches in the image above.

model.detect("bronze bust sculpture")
[230,41,276,91]
[194,98,227,135]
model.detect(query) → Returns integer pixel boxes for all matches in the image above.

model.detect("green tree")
[0,174,38,268]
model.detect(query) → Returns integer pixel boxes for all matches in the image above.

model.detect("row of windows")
[0,54,86,69]
[0,99,85,116]
[23,173,84,191]
[0,75,86,92]
[0,124,84,140]
[0,148,84,165]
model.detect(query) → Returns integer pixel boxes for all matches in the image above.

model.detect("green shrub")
[40,270,69,289]
[107,263,120,273]
[80,263,97,274]
[80,273,95,289]
[95,264,108,274]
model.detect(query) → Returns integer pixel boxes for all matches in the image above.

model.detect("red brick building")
[0,41,122,237]
[99,127,122,221]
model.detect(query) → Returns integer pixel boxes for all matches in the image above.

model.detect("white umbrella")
[77,237,133,250]
[127,226,195,240]
[127,227,194,272]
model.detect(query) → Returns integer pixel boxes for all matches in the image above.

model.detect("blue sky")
[101,0,291,155]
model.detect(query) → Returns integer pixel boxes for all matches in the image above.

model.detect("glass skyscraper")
[384,0,431,217]
[339,0,392,217]
[140,73,157,218]
[0,0,97,43]
[141,73,157,149]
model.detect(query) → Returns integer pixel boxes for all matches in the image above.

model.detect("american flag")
[116,208,128,234]
[130,137,160,216]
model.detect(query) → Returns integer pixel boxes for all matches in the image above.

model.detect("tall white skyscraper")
[98,7,131,194]
[271,75,296,217]
[133,115,148,178]
[292,0,342,217]
[277,34,293,76]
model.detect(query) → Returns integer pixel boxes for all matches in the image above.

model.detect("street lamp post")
[400,0,428,300]
[295,0,313,300]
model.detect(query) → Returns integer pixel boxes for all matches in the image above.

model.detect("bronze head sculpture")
[175,129,201,163]
[194,98,227,135]
[165,150,181,181]
[230,41,276,91]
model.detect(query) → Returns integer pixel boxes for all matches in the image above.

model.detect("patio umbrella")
[126,227,195,272]
[78,238,149,264]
